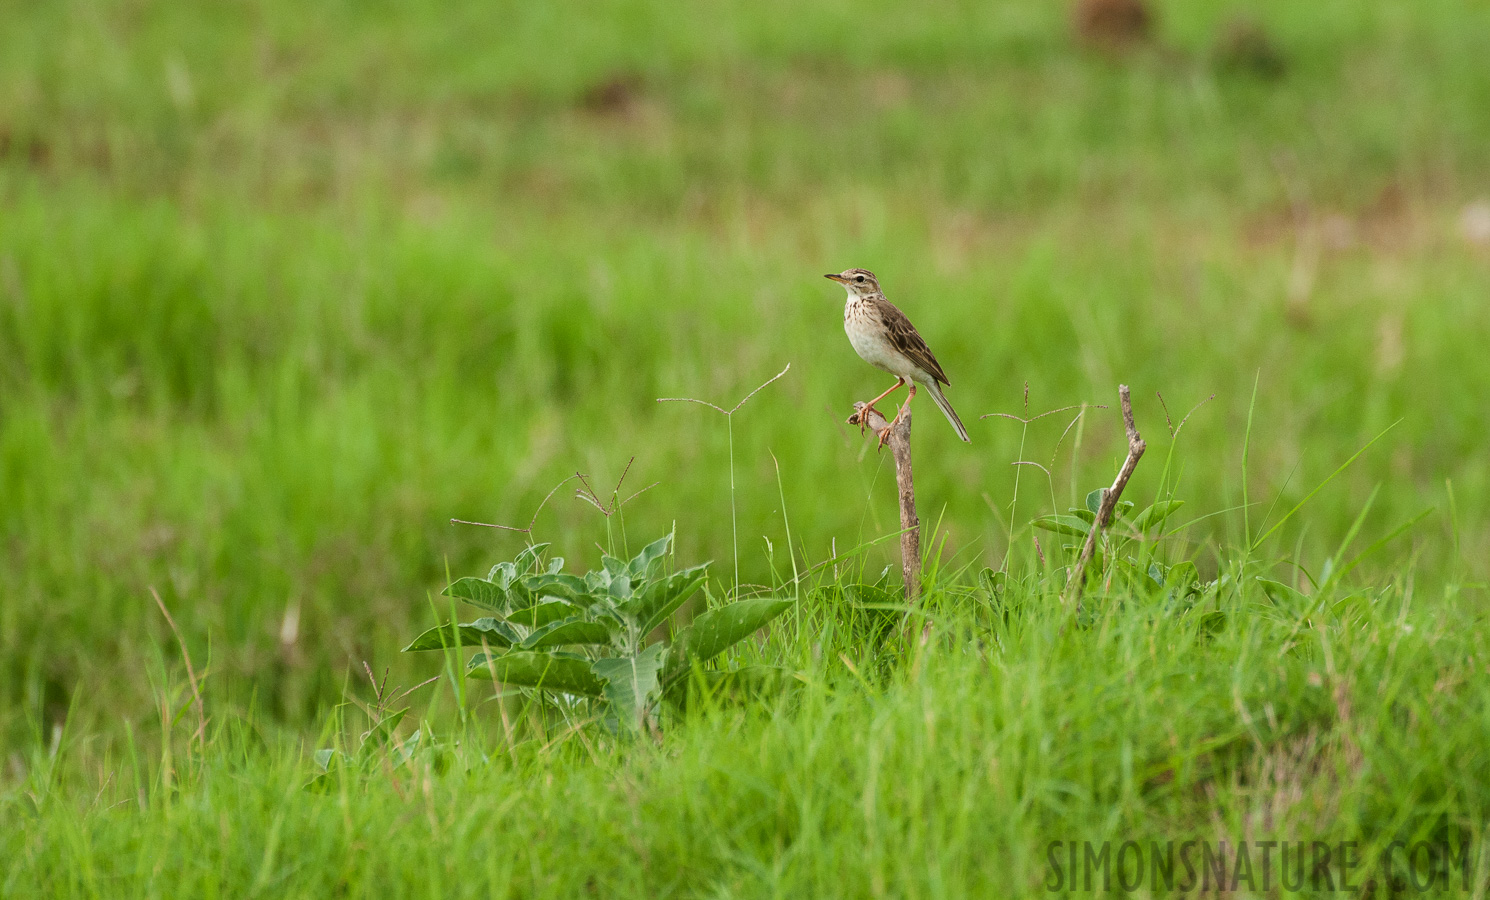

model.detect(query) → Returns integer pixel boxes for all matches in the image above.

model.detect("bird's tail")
[923,379,970,442]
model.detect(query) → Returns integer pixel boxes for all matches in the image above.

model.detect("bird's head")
[825,268,881,297]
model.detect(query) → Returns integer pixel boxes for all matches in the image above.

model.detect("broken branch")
[1061,384,1146,606]
[848,401,920,603]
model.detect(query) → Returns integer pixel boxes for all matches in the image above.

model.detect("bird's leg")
[860,378,905,435]
[866,377,905,412]
[878,383,916,450]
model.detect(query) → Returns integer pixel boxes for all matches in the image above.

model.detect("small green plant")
[405,535,792,731]
[309,708,428,791]
[1026,486,1225,631]
[1032,489,1198,595]
[308,666,446,791]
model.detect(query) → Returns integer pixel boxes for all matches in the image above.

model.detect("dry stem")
[1061,384,1146,606]
[848,401,920,603]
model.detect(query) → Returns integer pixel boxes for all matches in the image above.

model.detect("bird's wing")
[876,298,951,385]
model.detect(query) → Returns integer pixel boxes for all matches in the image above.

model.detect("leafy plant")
[308,668,447,791]
[1031,488,1215,614]
[406,535,792,731]
[308,708,432,792]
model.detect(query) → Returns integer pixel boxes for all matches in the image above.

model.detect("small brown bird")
[826,268,970,446]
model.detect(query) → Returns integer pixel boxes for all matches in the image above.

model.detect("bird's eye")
[855,275,864,282]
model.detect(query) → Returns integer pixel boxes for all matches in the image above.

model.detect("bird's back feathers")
[870,295,951,386]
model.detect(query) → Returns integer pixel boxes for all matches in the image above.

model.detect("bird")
[826,268,970,447]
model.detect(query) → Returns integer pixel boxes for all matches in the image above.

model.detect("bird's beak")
[824,273,847,283]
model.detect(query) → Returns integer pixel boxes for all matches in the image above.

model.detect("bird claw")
[850,403,883,437]
[877,410,904,450]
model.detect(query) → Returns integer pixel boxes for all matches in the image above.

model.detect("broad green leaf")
[1071,508,1096,525]
[504,582,535,608]
[466,651,606,696]
[505,600,576,628]
[607,573,633,601]
[1115,500,1135,519]
[514,543,551,574]
[588,605,626,629]
[403,617,520,652]
[486,562,518,588]
[520,616,613,649]
[602,554,628,578]
[443,577,509,611]
[628,534,672,578]
[546,557,565,575]
[1166,561,1200,587]
[628,564,710,635]
[517,572,589,600]
[1032,515,1091,537]
[592,643,667,731]
[1133,500,1185,532]
[584,569,611,593]
[671,598,792,669]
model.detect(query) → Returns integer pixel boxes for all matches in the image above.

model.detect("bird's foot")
[849,403,885,437]
[877,410,903,450]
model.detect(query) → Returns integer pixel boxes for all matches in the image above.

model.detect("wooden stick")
[1061,384,1146,606]
[848,402,920,603]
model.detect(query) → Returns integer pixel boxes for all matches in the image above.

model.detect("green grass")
[7,564,1488,896]
[2,0,1489,894]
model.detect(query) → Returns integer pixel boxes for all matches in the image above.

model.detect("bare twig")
[150,587,206,750]
[848,402,920,603]
[1061,385,1146,606]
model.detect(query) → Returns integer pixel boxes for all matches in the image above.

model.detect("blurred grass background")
[2,0,1489,755]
